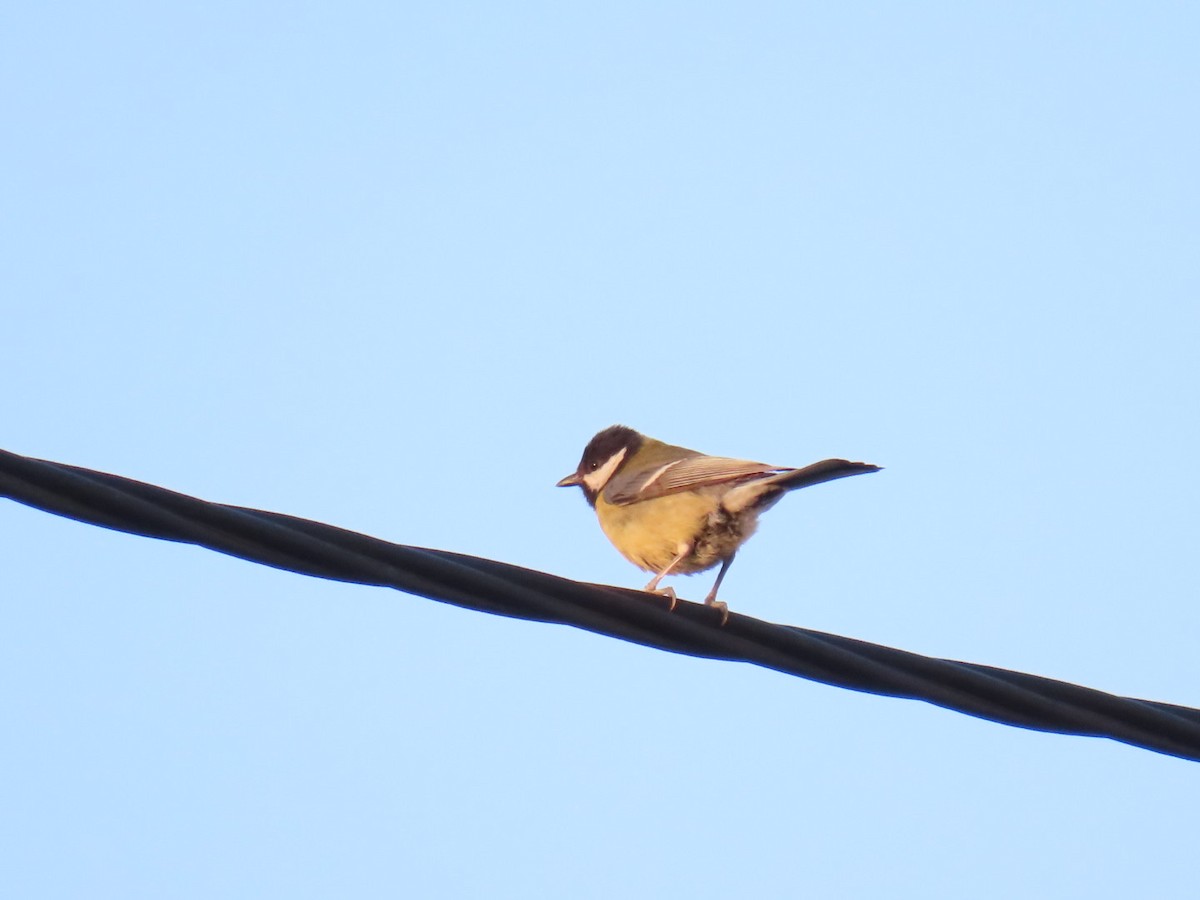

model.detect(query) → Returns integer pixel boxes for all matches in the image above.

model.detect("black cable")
[2,446,1198,762]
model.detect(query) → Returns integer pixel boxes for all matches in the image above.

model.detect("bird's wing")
[604,456,790,506]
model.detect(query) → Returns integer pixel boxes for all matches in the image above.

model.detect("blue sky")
[3,3,1198,897]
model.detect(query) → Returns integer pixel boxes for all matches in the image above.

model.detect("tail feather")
[771,458,882,492]
[722,458,880,514]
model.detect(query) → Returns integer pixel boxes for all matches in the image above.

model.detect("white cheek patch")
[582,447,627,492]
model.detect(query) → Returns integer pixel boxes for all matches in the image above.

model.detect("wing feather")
[604,455,790,506]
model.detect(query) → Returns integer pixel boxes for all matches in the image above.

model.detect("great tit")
[556,425,880,622]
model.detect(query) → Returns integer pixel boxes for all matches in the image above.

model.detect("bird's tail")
[770,458,882,491]
[723,458,880,514]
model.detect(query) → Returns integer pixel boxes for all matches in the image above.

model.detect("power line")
[2,446,1198,762]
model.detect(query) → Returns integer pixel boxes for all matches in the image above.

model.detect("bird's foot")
[704,596,730,627]
[646,585,678,612]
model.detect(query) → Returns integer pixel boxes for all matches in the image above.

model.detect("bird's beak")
[556,472,582,487]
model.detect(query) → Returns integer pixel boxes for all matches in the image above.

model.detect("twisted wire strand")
[2,447,1197,762]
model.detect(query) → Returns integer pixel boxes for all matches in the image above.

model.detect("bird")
[556,425,880,623]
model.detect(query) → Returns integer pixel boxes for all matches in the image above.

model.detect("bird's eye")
[589,461,599,470]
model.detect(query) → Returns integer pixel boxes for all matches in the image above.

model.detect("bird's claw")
[648,586,678,612]
[705,598,730,627]
[646,585,727,625]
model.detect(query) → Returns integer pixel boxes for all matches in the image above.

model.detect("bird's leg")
[703,553,735,626]
[644,542,692,612]
[703,553,735,603]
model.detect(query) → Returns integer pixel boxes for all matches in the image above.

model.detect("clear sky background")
[3,3,1198,897]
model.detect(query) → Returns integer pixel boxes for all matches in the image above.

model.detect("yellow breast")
[594,491,727,574]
